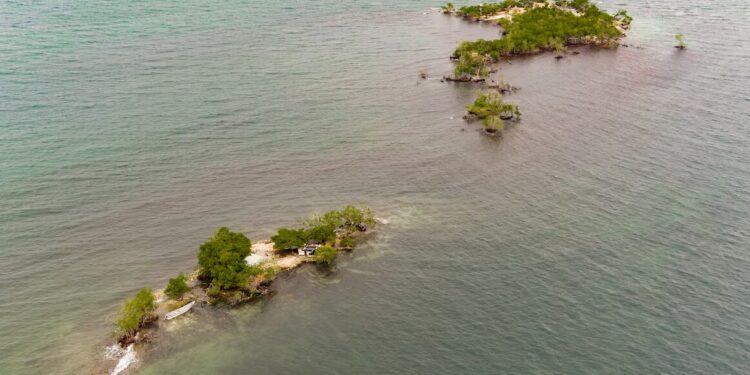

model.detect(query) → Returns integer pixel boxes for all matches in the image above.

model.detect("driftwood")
[443,75,485,83]
[487,82,520,94]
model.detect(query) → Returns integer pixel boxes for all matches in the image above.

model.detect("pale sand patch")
[253,240,311,270]
[253,240,275,257]
[275,255,308,269]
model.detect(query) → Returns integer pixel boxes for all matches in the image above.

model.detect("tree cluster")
[164,273,190,300]
[467,90,521,135]
[272,205,374,251]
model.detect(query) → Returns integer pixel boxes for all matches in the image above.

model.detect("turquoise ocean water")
[1,1,749,373]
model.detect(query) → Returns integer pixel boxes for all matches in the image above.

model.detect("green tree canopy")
[116,288,156,336]
[305,223,336,244]
[164,273,190,300]
[197,227,251,290]
[271,228,307,250]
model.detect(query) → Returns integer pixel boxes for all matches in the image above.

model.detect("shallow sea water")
[1,1,748,374]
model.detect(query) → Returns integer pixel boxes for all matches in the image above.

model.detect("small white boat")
[164,301,195,321]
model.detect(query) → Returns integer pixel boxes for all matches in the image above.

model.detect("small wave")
[110,344,137,375]
[103,344,123,360]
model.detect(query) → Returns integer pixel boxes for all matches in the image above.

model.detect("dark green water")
[1,1,748,374]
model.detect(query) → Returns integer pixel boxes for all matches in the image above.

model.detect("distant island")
[106,205,377,374]
[439,0,632,137]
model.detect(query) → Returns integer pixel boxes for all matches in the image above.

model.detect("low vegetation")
[116,288,156,337]
[164,273,190,300]
[314,245,338,265]
[467,90,521,121]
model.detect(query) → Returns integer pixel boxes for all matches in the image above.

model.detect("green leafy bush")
[271,228,307,250]
[197,227,251,290]
[314,246,338,265]
[339,205,375,229]
[614,9,632,25]
[467,90,521,120]
[164,273,190,300]
[454,52,489,78]
[116,288,156,336]
[305,223,336,244]
[303,205,374,233]
[339,236,354,249]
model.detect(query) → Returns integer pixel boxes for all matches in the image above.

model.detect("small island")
[464,90,522,136]
[107,205,376,374]
[439,0,632,137]
[446,0,631,61]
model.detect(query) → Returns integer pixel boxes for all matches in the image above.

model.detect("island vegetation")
[198,227,252,291]
[467,90,521,120]
[465,90,521,136]
[272,205,375,251]
[314,245,338,264]
[451,52,489,81]
[446,0,631,64]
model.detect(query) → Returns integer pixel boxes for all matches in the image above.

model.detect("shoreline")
[100,207,380,375]
[104,236,371,374]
